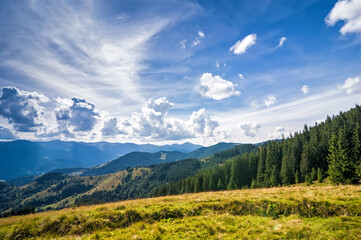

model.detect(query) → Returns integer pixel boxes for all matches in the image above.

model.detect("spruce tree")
[300,142,311,181]
[328,129,359,184]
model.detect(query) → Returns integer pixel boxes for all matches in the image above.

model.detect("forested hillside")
[0,144,256,216]
[153,105,361,196]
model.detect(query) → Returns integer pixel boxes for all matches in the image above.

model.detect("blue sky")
[0,0,361,145]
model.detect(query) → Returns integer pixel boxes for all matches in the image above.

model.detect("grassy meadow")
[1,181,361,239]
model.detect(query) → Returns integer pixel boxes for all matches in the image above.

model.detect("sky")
[0,0,361,146]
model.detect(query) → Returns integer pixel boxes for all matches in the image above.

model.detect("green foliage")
[328,128,360,184]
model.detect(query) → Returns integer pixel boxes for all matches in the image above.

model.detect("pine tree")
[328,129,359,184]
[310,167,317,181]
[216,178,223,190]
[227,176,237,190]
[300,142,311,181]
[280,145,294,185]
[295,170,300,184]
[257,146,266,186]
[352,123,361,178]
[317,168,324,183]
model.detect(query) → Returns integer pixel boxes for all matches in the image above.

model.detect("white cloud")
[198,31,205,38]
[338,76,360,94]
[277,37,287,47]
[268,126,286,140]
[0,86,48,132]
[238,74,245,79]
[129,97,219,140]
[188,108,219,137]
[200,73,241,100]
[264,95,277,108]
[54,97,99,132]
[325,0,361,34]
[229,34,257,55]
[192,30,205,46]
[300,85,310,94]
[38,97,101,139]
[239,122,261,137]
[102,117,126,136]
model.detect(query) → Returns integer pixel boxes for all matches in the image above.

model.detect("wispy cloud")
[0,1,198,115]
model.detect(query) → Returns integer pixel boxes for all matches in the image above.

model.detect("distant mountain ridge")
[0,140,202,180]
[78,142,240,176]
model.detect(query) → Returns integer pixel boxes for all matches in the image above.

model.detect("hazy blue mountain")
[79,142,240,176]
[185,142,239,159]
[81,151,188,176]
[0,140,202,180]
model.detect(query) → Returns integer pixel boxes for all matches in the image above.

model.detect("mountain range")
[0,140,203,180]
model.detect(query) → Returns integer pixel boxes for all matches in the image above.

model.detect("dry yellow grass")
[1,183,361,239]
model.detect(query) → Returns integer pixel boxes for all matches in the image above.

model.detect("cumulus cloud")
[101,117,125,136]
[0,126,16,140]
[0,86,48,132]
[200,73,241,100]
[129,97,219,140]
[39,97,100,138]
[300,85,310,94]
[54,97,99,132]
[229,34,257,55]
[264,95,277,108]
[325,0,361,34]
[338,76,360,94]
[239,122,261,137]
[188,108,219,137]
[277,37,287,47]
[268,126,286,140]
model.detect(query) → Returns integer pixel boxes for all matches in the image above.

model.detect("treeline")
[152,105,361,196]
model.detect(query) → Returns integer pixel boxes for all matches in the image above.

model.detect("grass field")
[1,181,361,239]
